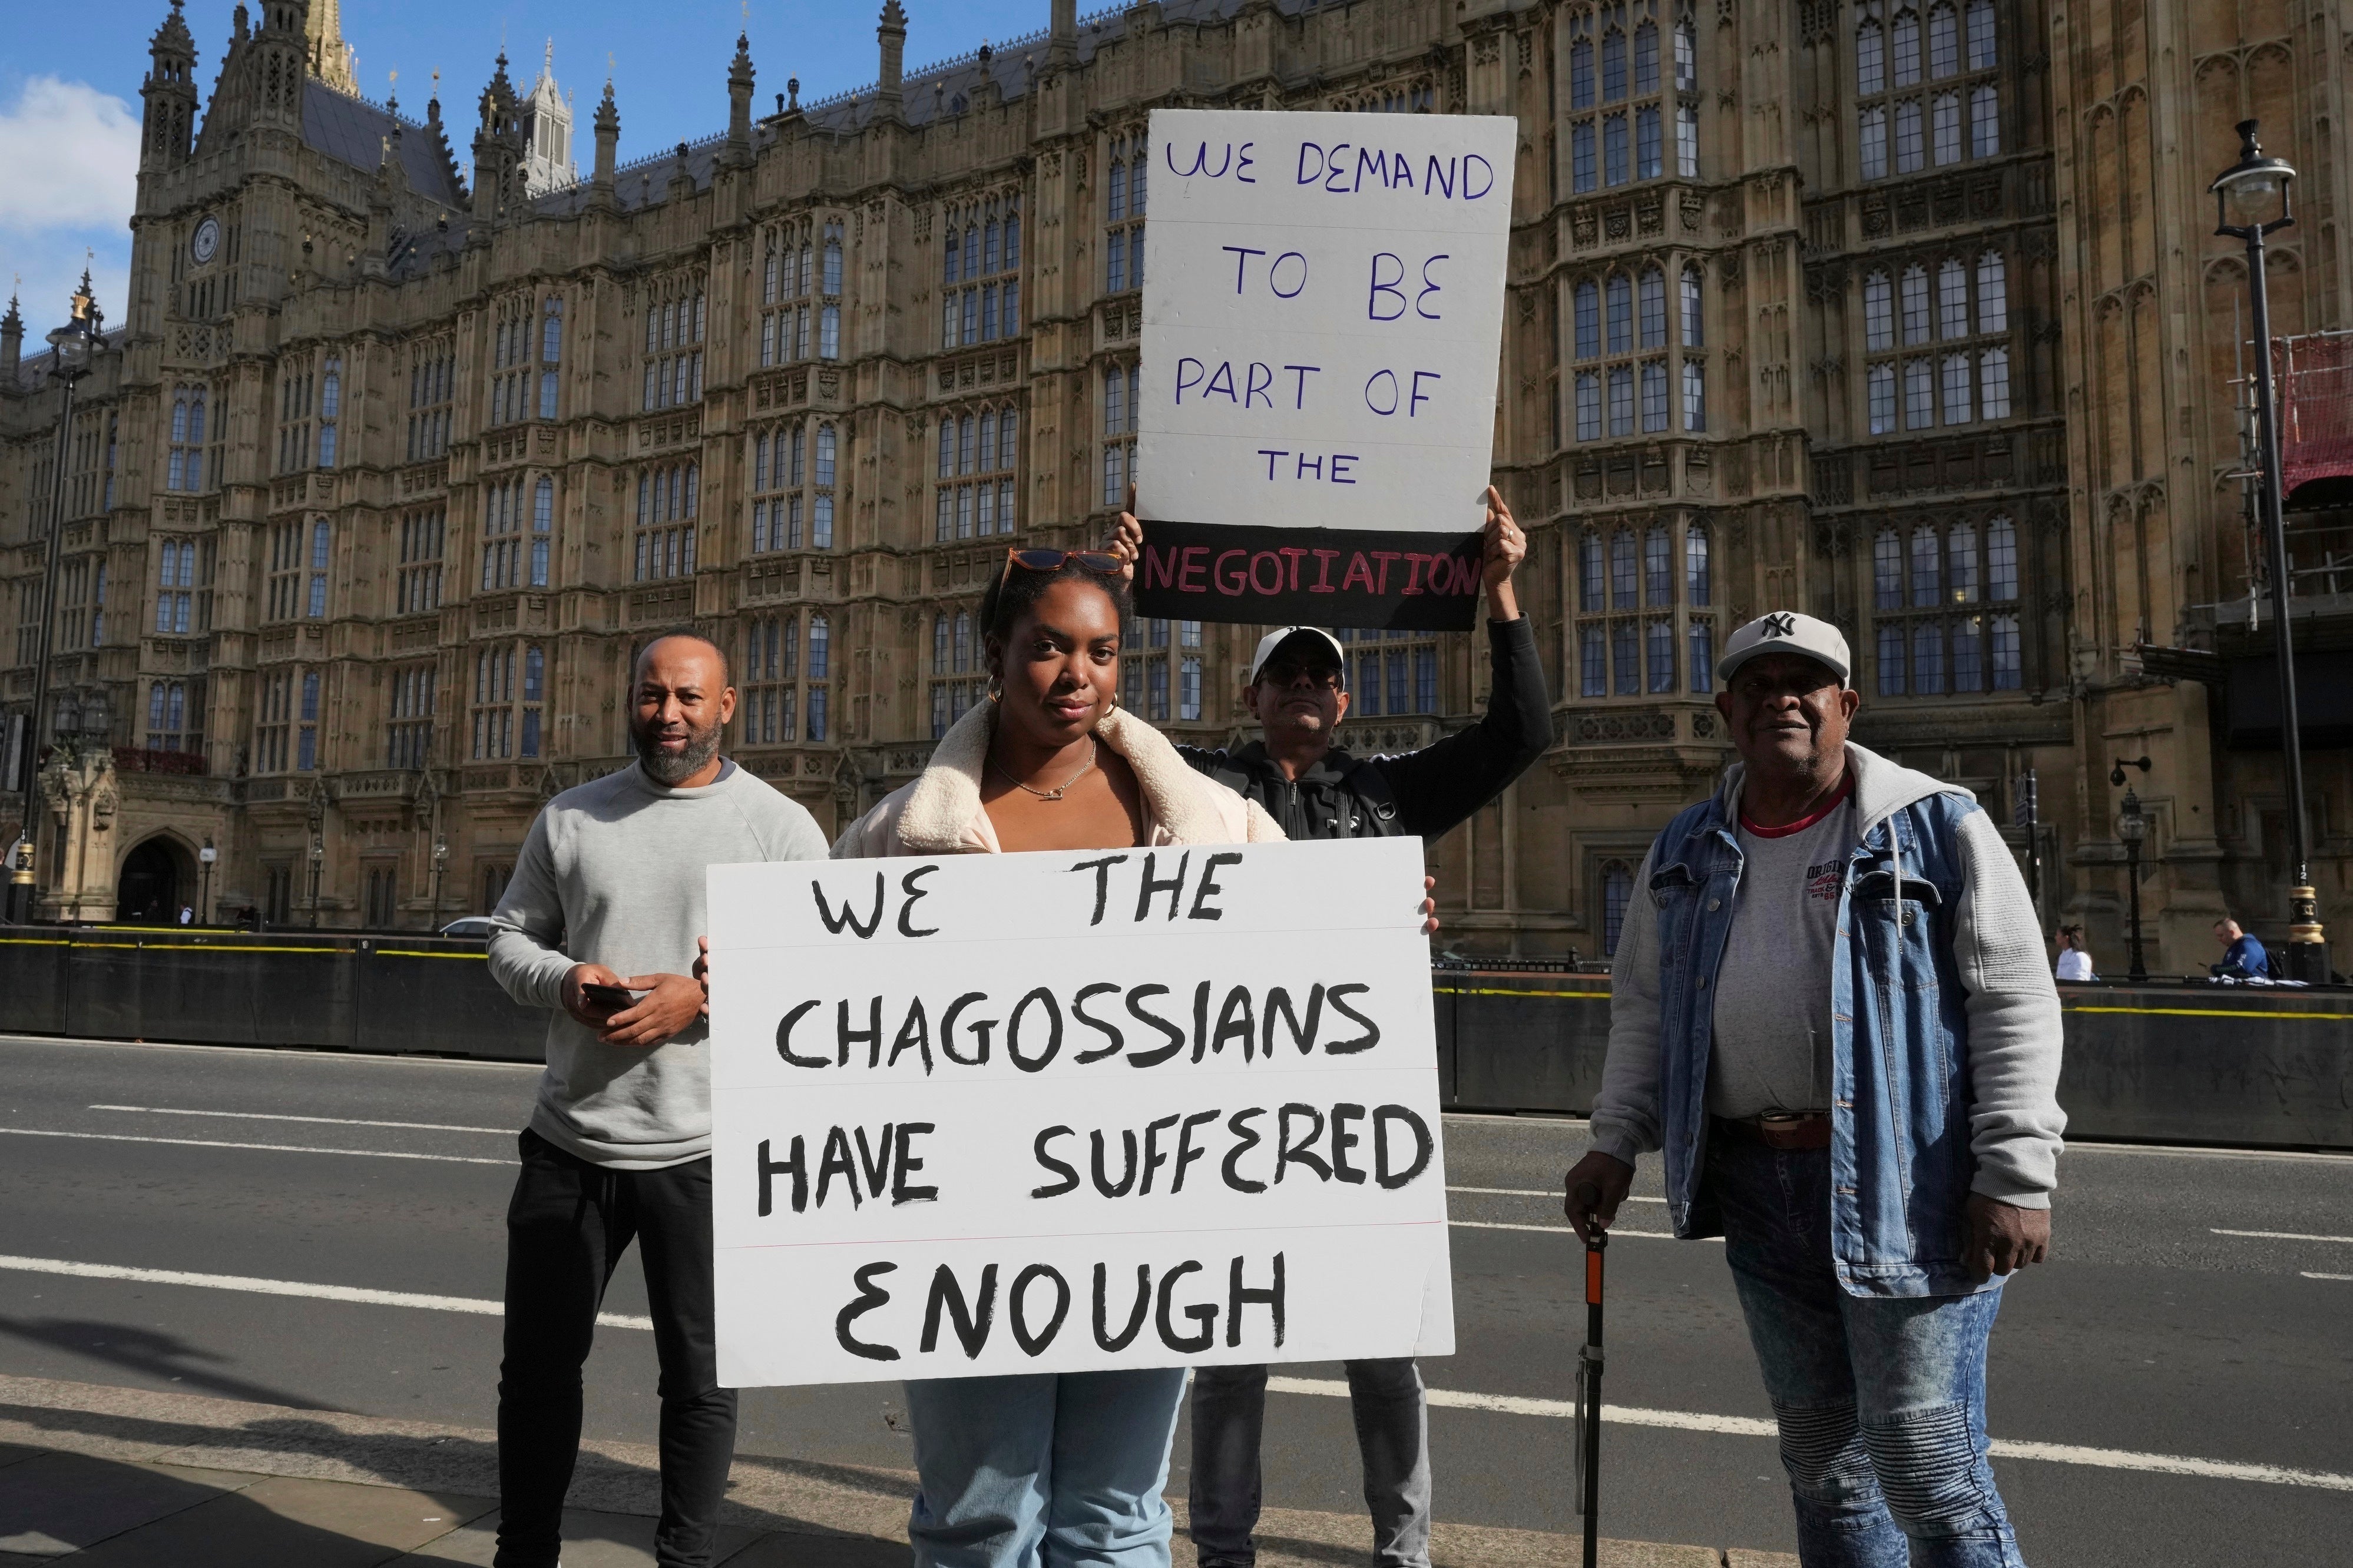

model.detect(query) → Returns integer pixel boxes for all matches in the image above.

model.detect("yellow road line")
[373,949,488,960]
[2066,1005,2353,1022]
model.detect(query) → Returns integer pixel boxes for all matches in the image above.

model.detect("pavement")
[1,1034,2349,1566]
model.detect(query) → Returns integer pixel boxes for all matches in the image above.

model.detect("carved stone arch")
[2202,254,2248,289]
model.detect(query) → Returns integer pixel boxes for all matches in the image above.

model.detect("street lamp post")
[198,837,216,925]
[431,835,449,931]
[2213,120,2330,982]
[307,833,324,929]
[2117,786,2150,983]
[6,274,104,926]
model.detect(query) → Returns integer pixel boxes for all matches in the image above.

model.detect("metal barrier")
[1,938,2347,1148]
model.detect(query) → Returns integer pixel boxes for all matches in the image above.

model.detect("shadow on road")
[0,1314,334,1411]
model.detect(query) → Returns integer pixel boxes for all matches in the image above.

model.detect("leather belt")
[1712,1112,1832,1151]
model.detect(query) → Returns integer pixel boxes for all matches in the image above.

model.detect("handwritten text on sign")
[706,839,1454,1387]
[1135,110,1516,630]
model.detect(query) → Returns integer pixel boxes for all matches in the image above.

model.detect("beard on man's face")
[633,710,724,785]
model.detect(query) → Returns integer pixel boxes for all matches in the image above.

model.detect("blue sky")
[0,0,1051,334]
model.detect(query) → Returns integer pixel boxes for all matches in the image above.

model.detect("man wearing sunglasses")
[1115,487,1549,1568]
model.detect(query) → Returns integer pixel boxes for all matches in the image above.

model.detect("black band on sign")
[1132,521,1483,631]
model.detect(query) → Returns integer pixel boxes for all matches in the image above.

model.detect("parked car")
[438,916,497,940]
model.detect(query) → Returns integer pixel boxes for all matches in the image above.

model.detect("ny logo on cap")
[1762,612,1796,638]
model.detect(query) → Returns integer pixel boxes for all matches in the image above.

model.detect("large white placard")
[707,838,1452,1387]
[1133,108,1517,629]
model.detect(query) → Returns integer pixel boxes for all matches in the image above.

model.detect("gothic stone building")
[2,0,2348,971]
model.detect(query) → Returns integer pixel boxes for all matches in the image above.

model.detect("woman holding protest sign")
[831,548,1278,1568]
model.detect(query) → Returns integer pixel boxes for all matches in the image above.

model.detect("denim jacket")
[1591,745,2066,1298]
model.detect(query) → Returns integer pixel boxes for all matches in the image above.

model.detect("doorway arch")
[117,837,192,924]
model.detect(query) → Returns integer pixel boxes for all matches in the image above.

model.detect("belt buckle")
[1754,1110,1815,1151]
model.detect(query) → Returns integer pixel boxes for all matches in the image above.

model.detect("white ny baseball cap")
[1716,611,1852,687]
[1246,626,1349,685]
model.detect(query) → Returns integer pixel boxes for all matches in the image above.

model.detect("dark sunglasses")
[1003,548,1125,579]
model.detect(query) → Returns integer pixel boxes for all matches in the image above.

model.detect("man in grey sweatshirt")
[487,632,829,1568]
[1565,611,2064,1568]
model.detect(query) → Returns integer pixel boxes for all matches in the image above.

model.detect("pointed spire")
[1049,0,1077,67]
[592,76,619,191]
[876,0,908,116]
[1,288,21,382]
[727,31,757,154]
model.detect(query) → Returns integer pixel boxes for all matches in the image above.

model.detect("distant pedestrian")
[2053,925,2095,982]
[177,905,193,926]
[486,632,829,1568]
[2212,917,2272,980]
[1567,611,2065,1567]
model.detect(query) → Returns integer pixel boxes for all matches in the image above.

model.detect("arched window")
[1608,365,1635,436]
[1634,21,1659,92]
[1644,526,1672,604]
[542,296,564,362]
[816,425,837,486]
[934,614,950,673]
[1910,528,1941,606]
[1864,271,1894,350]
[1638,267,1667,348]
[1969,84,1999,157]
[1980,347,2011,418]
[1932,89,1962,164]
[1874,529,1903,609]
[1675,14,1697,90]
[1860,105,1888,180]
[1580,531,1605,612]
[1574,281,1601,358]
[1576,370,1601,439]
[1602,24,1627,100]
[1601,861,1634,956]
[1680,266,1705,346]
[1685,526,1710,606]
[531,478,554,586]
[1899,265,1930,344]
[1606,275,1633,353]
[1877,622,1906,695]
[1937,260,1969,337]
[1986,515,2018,601]
[1947,521,1978,602]
[1927,1,1959,76]
[1912,620,1945,694]
[1858,14,1885,95]
[954,611,972,672]
[1869,364,1897,434]
[1892,7,1921,85]
[1965,0,1995,68]
[1941,353,1972,424]
[1640,360,1669,432]
[1976,252,2008,333]
[1687,617,1714,692]
[1610,529,1638,608]
[1991,613,2021,689]
[1571,32,1594,106]
[809,614,831,680]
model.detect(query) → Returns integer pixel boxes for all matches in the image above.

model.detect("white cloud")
[0,77,141,233]
[0,78,140,334]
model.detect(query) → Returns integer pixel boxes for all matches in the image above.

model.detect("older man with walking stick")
[1566,611,2065,1566]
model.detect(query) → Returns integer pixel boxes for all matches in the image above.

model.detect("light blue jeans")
[904,1368,1188,1568]
[1709,1132,2027,1568]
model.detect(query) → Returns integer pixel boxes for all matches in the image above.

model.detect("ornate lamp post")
[431,834,449,930]
[198,836,216,925]
[2117,787,2149,984]
[307,833,325,929]
[2212,120,2329,982]
[6,274,104,925]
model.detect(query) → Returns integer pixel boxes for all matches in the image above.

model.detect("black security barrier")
[1,936,2347,1148]
[0,926,542,1061]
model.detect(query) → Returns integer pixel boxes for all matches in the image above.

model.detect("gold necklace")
[989,740,1098,802]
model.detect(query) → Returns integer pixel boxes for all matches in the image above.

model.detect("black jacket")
[1176,616,1553,841]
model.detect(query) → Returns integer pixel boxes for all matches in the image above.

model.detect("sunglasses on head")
[1002,548,1126,578]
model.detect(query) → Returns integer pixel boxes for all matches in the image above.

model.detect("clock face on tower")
[191,217,221,266]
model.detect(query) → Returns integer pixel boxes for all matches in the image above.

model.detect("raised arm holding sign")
[1133,109,1518,631]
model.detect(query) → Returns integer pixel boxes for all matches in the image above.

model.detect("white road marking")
[1451,1220,1699,1241]
[2302,1272,2353,1281]
[91,1104,511,1135]
[8,1247,2342,1494]
[1264,1378,2353,1492]
[2211,1228,2353,1245]
[1448,1186,1665,1203]
[0,1254,651,1331]
[0,1126,507,1165]
[0,1033,538,1072]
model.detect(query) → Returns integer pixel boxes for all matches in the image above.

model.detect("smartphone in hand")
[581,982,643,1010]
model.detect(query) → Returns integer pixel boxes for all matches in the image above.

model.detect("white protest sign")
[1134,108,1517,630]
[706,838,1452,1387]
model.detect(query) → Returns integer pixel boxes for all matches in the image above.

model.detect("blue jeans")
[1188,1359,1431,1568]
[904,1368,1187,1568]
[1708,1132,2026,1567]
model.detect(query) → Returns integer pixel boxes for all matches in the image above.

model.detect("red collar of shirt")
[1739,773,1856,839]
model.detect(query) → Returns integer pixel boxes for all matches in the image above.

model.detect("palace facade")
[2,0,2348,973]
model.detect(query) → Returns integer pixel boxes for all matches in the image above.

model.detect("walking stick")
[1570,1182,1608,1568]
